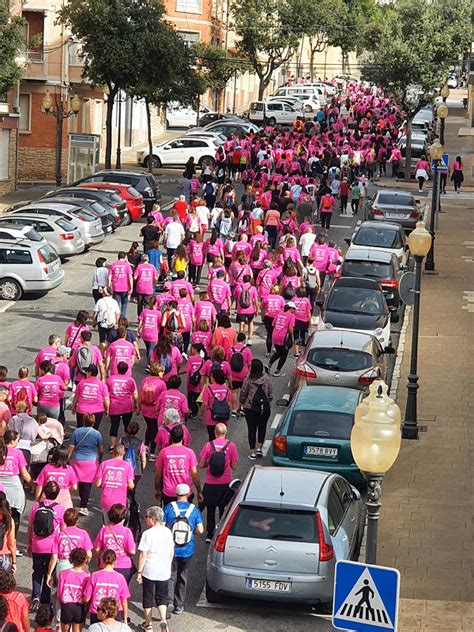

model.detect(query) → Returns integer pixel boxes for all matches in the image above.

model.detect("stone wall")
[0,129,18,196]
[18,147,67,182]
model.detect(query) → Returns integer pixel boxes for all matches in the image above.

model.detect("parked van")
[273,85,327,106]
[247,100,300,125]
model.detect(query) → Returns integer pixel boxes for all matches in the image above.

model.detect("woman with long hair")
[9,366,37,414]
[35,447,78,510]
[0,492,15,572]
[0,570,29,632]
[149,334,182,384]
[93,504,136,585]
[0,431,33,533]
[451,155,464,193]
[240,359,273,460]
[84,550,130,624]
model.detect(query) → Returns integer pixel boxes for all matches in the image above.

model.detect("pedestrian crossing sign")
[332,560,400,631]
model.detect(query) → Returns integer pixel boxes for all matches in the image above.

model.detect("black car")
[198,113,247,127]
[75,169,161,213]
[38,197,115,236]
[340,248,402,321]
[45,187,126,227]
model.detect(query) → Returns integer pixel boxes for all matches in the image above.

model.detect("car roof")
[242,466,330,510]
[345,248,394,263]
[1,215,55,224]
[292,385,362,412]
[333,277,382,290]
[14,202,80,211]
[309,328,377,351]
[356,221,401,232]
[376,190,415,202]
[97,170,147,176]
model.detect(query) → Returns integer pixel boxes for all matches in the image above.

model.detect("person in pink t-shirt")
[149,336,183,384]
[56,547,90,628]
[234,275,259,342]
[183,343,205,418]
[265,303,296,377]
[226,332,252,416]
[47,507,93,585]
[202,346,232,382]
[319,192,336,230]
[155,376,189,423]
[34,334,61,376]
[171,271,194,303]
[198,423,238,541]
[137,296,160,364]
[106,362,138,449]
[134,255,158,316]
[155,425,201,506]
[93,503,136,583]
[260,286,286,356]
[71,365,109,429]
[207,271,231,314]
[194,292,217,328]
[188,233,205,286]
[154,409,191,453]
[105,327,138,376]
[35,447,78,509]
[84,550,130,621]
[138,367,167,459]
[10,367,38,413]
[199,369,231,441]
[96,445,134,523]
[64,311,90,356]
[293,287,313,355]
[36,360,66,420]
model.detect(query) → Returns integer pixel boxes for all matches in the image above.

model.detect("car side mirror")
[384,345,396,354]
[344,238,351,246]
[276,398,289,407]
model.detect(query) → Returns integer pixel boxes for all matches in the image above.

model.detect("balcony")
[27,49,44,63]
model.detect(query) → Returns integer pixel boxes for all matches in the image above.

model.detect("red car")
[79,182,144,224]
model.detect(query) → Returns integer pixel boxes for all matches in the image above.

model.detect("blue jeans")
[113,291,129,318]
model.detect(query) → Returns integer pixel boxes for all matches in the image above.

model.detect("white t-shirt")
[138,525,174,581]
[94,296,120,326]
[299,233,316,257]
[165,222,185,249]
[196,205,210,228]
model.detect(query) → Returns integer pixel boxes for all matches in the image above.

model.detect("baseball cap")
[287,301,296,309]
[176,483,191,496]
[57,346,71,356]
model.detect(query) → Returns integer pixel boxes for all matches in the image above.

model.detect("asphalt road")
[4,175,402,632]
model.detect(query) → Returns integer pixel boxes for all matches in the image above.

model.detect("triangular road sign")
[335,567,393,628]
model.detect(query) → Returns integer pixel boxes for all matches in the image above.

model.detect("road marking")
[0,301,14,313]
[271,413,282,429]
[262,439,272,456]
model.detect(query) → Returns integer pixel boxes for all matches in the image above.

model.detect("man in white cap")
[163,484,203,615]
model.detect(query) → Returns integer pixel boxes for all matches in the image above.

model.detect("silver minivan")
[0,215,85,258]
[0,241,64,300]
[9,202,104,247]
[206,466,363,606]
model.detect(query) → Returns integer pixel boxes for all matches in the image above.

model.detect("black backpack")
[250,384,271,416]
[208,440,230,477]
[230,346,244,373]
[239,286,251,309]
[33,502,58,537]
[189,360,204,387]
[284,282,296,299]
[210,387,230,422]
[167,312,179,332]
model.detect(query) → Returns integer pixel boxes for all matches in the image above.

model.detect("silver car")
[0,240,64,300]
[206,466,363,606]
[9,202,104,247]
[0,223,46,245]
[365,189,421,231]
[290,328,389,396]
[0,215,85,258]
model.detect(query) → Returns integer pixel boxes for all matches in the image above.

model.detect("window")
[68,41,83,65]
[334,478,353,511]
[327,487,345,535]
[283,104,294,112]
[230,507,316,543]
[56,218,75,231]
[353,227,400,249]
[0,130,9,181]
[38,245,58,264]
[35,221,54,232]
[0,249,32,265]
[177,30,200,44]
[307,349,373,373]
[176,0,201,14]
[289,410,354,440]
[19,94,31,132]
[342,260,393,280]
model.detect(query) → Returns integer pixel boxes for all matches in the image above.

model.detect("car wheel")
[205,580,224,604]
[0,278,23,301]
[269,117,276,126]
[122,211,132,227]
[199,156,215,169]
[144,155,161,169]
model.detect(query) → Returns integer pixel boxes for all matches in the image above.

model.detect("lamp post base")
[364,473,383,565]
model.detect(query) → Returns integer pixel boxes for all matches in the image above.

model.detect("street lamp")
[42,89,81,187]
[425,140,443,271]
[402,221,432,440]
[437,102,448,146]
[351,380,401,565]
[439,85,449,144]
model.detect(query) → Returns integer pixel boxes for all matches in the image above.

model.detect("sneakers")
[159,622,169,632]
[173,606,184,615]
[30,598,40,612]
[246,339,253,346]
[272,370,286,377]
[256,448,263,458]
[148,453,156,462]
[248,453,256,460]
[264,364,270,374]
[205,537,212,544]
[265,351,272,357]
[16,549,23,557]
[78,507,89,516]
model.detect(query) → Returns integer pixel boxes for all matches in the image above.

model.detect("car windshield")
[73,209,96,221]
[289,410,354,439]
[39,244,58,264]
[230,507,316,542]
[353,227,400,248]
[127,186,140,197]
[377,193,414,206]
[342,261,392,279]
[307,349,373,372]
[327,287,385,314]
[56,218,75,231]
[91,202,107,215]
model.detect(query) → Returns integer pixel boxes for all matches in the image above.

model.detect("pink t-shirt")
[57,569,89,604]
[149,346,183,383]
[138,309,160,343]
[36,464,78,492]
[191,331,212,354]
[9,380,37,412]
[256,268,278,298]
[226,344,252,382]
[29,500,65,554]
[261,294,286,318]
[106,375,137,415]
[200,438,238,485]
[188,240,205,265]
[51,359,70,387]
[134,263,157,295]
[184,355,205,393]
[93,524,136,569]
[155,423,191,451]
[293,297,312,322]
[202,360,231,380]
[177,299,194,332]
[97,458,134,509]
[208,279,231,308]
[139,376,167,418]
[234,284,258,315]
[106,339,137,376]
[202,383,231,426]
[84,569,130,612]
[156,444,198,497]
[194,300,217,325]
[171,279,193,301]
[70,345,103,383]
[75,377,109,414]
[0,447,27,477]
[34,346,58,370]
[156,389,189,423]
[36,374,65,407]
[65,323,90,350]
[309,243,330,271]
[109,260,133,293]
[272,311,296,346]
[52,526,93,560]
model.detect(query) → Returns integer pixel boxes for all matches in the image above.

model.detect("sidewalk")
[376,103,474,628]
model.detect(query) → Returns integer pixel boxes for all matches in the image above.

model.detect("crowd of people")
[0,79,449,632]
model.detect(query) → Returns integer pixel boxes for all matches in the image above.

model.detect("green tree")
[361,0,470,179]
[0,4,26,98]
[232,0,299,99]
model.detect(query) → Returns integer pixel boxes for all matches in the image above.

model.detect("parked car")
[273,85,327,106]
[165,102,211,128]
[206,465,363,605]
[8,202,104,248]
[0,223,46,245]
[136,136,218,170]
[398,137,429,178]
[247,100,299,126]
[75,169,161,213]
[38,197,114,235]
[341,248,403,321]
[185,131,227,144]
[0,241,64,300]
[79,182,144,224]
[365,189,421,231]
[198,112,243,127]
[271,386,366,487]
[44,187,125,227]
[346,221,409,267]
[447,74,458,89]
[198,120,260,137]
[315,277,392,350]
[0,215,85,258]
[290,328,389,395]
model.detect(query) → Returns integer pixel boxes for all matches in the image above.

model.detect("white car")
[248,100,299,125]
[165,102,211,128]
[447,74,458,89]
[346,221,409,267]
[137,136,219,169]
[185,130,227,145]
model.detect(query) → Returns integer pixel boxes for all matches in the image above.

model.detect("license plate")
[246,579,291,592]
[51,260,60,271]
[304,446,338,457]
[386,212,409,219]
[105,226,112,234]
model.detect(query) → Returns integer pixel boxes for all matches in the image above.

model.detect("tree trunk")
[145,99,153,174]
[104,87,118,170]
[404,115,413,182]
[310,46,316,82]
[258,76,266,100]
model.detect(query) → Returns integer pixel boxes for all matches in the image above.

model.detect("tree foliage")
[0,3,26,97]
[232,0,299,99]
